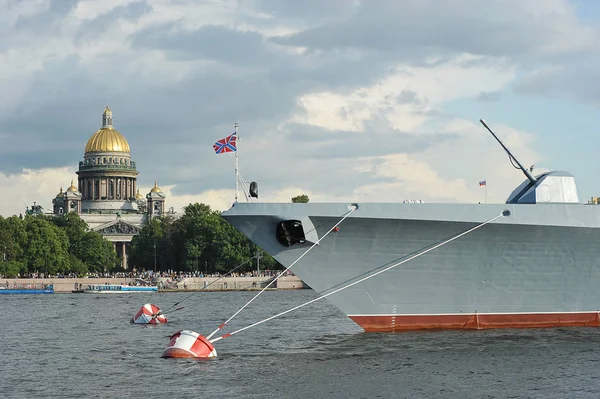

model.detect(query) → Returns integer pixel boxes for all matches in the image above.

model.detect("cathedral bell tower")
[147,181,166,218]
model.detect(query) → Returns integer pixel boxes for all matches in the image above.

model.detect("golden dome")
[85,128,130,153]
[67,180,78,192]
[135,188,144,199]
[84,106,130,153]
[150,181,162,193]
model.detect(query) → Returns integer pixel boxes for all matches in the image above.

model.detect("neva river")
[1,290,600,398]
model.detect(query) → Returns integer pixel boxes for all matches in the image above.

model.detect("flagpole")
[485,184,487,204]
[234,122,239,203]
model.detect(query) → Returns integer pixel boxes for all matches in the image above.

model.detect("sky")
[1,0,600,217]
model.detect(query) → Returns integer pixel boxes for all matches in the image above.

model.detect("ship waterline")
[350,312,600,332]
[221,202,600,332]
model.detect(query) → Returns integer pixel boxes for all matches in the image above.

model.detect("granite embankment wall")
[159,275,307,291]
[4,276,307,293]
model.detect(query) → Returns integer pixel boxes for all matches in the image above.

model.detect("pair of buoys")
[132,303,216,358]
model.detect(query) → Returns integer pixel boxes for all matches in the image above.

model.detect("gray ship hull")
[222,202,600,331]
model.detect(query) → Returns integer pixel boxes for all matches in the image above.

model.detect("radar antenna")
[479,119,537,184]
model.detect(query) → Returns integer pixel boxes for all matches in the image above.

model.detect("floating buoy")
[162,330,217,359]
[132,303,167,324]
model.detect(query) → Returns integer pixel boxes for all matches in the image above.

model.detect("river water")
[1,290,599,398]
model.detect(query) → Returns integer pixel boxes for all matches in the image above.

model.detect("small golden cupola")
[150,181,162,193]
[135,188,144,200]
[147,181,166,218]
[66,180,78,193]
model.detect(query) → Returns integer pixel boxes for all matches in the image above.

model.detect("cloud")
[271,0,594,60]
[153,184,234,214]
[476,91,503,102]
[131,23,277,65]
[290,55,515,135]
[515,62,600,105]
[75,0,153,42]
[0,0,596,218]
[0,167,77,217]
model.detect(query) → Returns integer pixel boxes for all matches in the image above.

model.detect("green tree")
[0,216,27,261]
[48,212,117,273]
[291,194,309,203]
[78,232,119,273]
[2,260,24,278]
[0,216,28,277]
[50,212,88,255]
[130,218,166,271]
[2,202,281,276]
[129,202,281,274]
[23,216,70,275]
[163,215,185,271]
[182,203,279,273]
[68,254,88,276]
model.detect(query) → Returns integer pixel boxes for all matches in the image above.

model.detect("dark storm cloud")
[271,0,584,59]
[267,50,397,92]
[76,1,153,42]
[280,121,452,159]
[130,22,394,91]
[515,60,600,105]
[131,22,276,65]
[0,0,78,51]
[14,0,79,33]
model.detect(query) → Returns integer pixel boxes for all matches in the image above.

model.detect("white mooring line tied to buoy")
[163,208,510,358]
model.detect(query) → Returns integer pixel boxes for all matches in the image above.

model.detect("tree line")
[129,196,309,273]
[0,195,310,277]
[0,212,118,277]
[129,203,279,274]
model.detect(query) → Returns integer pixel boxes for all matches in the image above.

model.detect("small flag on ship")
[213,132,237,154]
[479,180,487,186]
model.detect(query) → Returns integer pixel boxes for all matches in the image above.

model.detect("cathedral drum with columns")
[51,106,168,270]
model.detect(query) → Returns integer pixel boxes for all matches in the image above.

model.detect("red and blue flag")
[213,132,237,154]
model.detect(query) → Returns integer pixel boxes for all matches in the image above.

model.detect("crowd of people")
[3,269,293,281]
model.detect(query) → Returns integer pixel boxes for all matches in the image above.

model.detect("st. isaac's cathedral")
[47,106,169,269]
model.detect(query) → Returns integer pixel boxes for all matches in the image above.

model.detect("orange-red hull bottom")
[350,312,600,332]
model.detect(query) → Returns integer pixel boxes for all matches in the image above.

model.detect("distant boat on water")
[0,284,54,295]
[82,284,158,294]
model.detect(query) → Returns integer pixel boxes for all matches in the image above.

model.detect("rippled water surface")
[1,290,600,398]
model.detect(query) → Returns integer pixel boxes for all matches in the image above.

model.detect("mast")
[234,122,239,203]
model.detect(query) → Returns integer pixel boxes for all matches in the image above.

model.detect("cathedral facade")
[51,106,168,270]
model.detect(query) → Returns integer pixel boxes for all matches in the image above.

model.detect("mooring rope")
[209,211,508,343]
[153,254,260,318]
[205,204,359,340]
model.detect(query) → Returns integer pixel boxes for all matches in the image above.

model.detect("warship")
[221,120,600,331]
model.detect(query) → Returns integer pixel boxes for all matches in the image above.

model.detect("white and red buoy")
[132,303,167,324]
[162,330,217,359]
